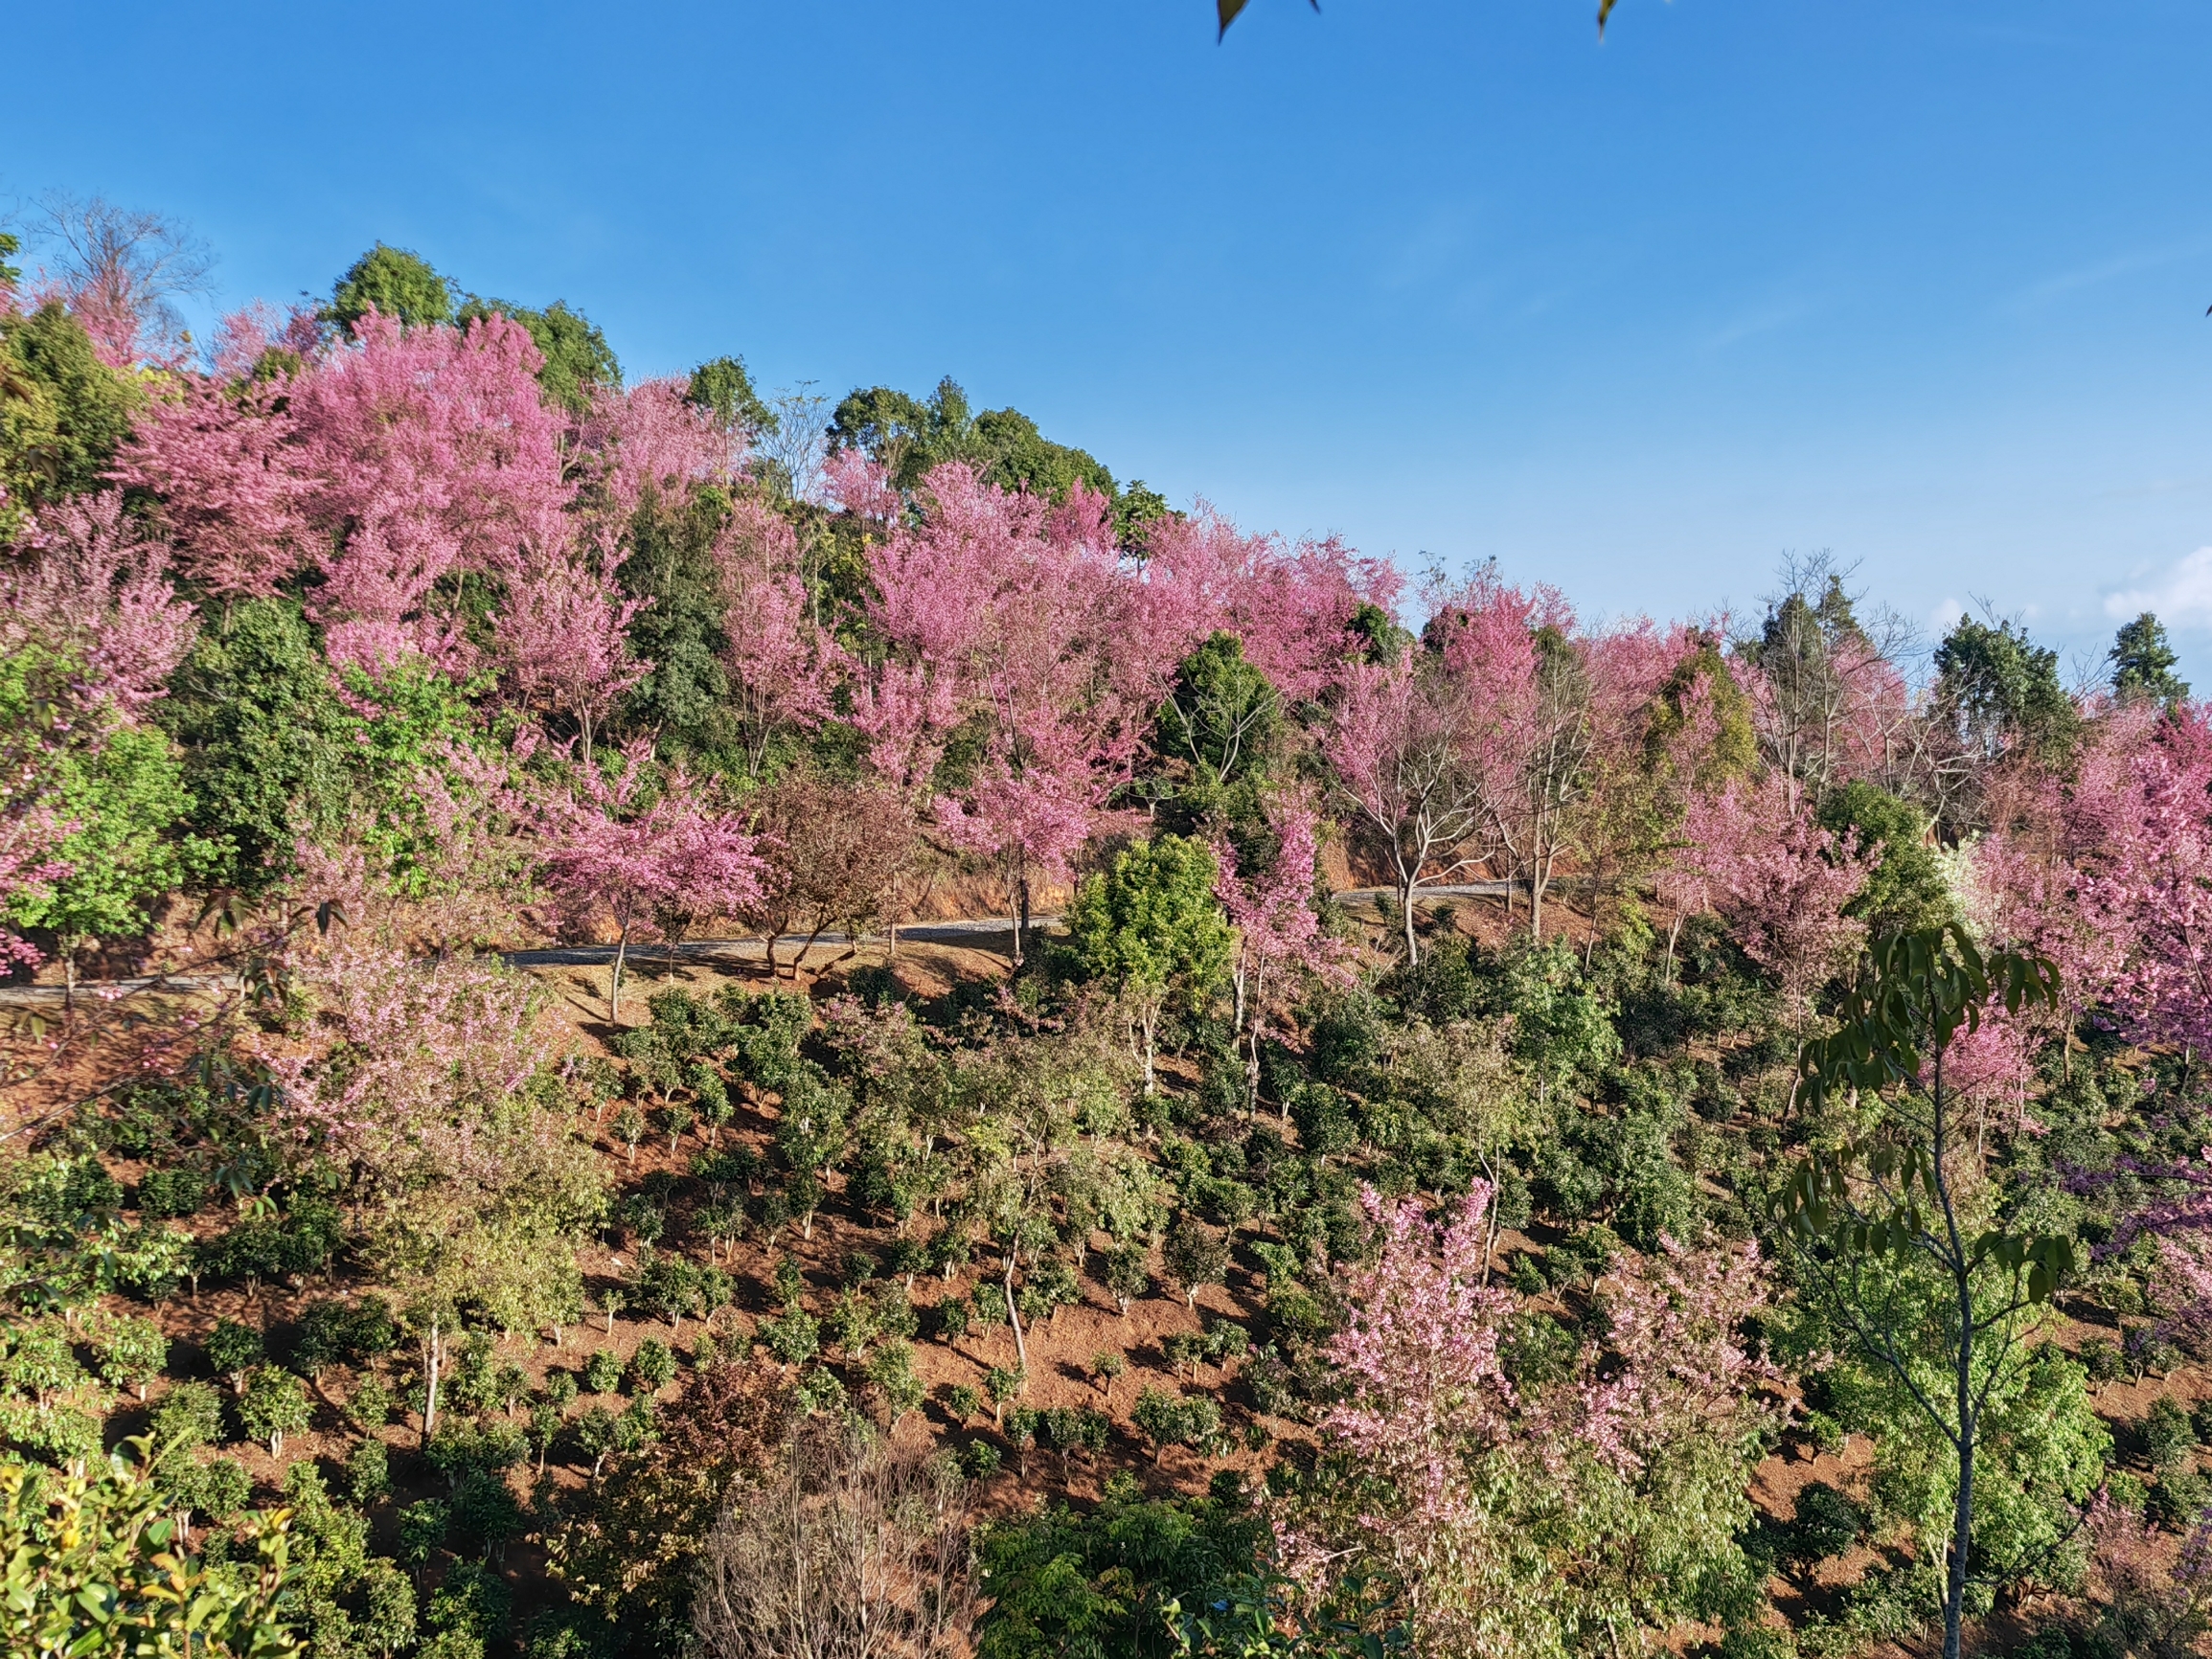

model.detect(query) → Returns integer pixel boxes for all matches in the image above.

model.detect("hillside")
[4,230,2211,1659]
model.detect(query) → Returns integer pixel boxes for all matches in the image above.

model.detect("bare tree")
[24,193,213,358]
[694,1421,974,1659]
[757,383,833,506]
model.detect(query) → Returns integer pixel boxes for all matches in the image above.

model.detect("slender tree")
[1772,924,2070,1659]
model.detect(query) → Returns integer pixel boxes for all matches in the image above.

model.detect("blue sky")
[10,1,2210,682]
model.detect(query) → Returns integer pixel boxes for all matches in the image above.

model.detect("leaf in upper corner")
[1219,0,1319,41]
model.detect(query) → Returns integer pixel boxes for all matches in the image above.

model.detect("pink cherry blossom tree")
[287,308,571,673]
[0,809,72,970]
[490,527,649,756]
[1293,1182,1778,1652]
[856,463,1178,963]
[1137,504,1400,704]
[536,742,766,1020]
[1975,701,2212,1064]
[110,356,316,602]
[6,490,198,712]
[1214,797,1347,1110]
[1324,648,1504,965]
[579,375,745,527]
[2076,706,2212,1060]
[709,494,838,781]
[1671,774,1867,1012]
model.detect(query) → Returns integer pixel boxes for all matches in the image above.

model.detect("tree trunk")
[422,1314,443,1443]
[1141,1005,1157,1097]
[1400,875,1420,965]
[609,919,630,1022]
[1932,1046,1973,1659]
[1005,1260,1029,1375]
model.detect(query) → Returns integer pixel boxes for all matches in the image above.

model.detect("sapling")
[1091,1351,1126,1404]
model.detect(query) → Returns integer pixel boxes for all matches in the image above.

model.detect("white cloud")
[2105,546,2212,626]
[1931,597,1965,630]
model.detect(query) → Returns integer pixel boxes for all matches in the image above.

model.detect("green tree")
[0,1438,302,1657]
[1151,632,1284,836]
[2109,611,2189,710]
[688,355,775,439]
[830,375,1122,506]
[327,242,455,331]
[1774,923,2071,1659]
[159,595,353,890]
[1,647,211,991]
[976,1483,1268,1659]
[1162,1216,1231,1311]
[615,488,738,761]
[1066,835,1234,1095]
[1816,781,1950,938]
[1933,615,2080,768]
[1818,1308,2107,1628]
[0,299,143,541]
[456,295,619,412]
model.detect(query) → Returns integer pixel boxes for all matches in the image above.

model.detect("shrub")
[582,1350,624,1395]
[428,1420,529,1487]
[946,1383,982,1421]
[90,1315,168,1399]
[428,1556,512,1644]
[452,1468,525,1553]
[237,1365,311,1457]
[772,1256,806,1308]
[760,1309,821,1367]
[830,1287,881,1357]
[1164,1332,1208,1377]
[2150,1467,2210,1531]
[134,1167,208,1219]
[348,1370,395,1430]
[2142,1397,2194,1472]
[205,1319,264,1392]
[985,1366,1025,1424]
[1289,1084,1355,1159]
[1131,1385,1222,1458]
[291,1296,396,1378]
[1501,1310,1578,1390]
[347,1437,391,1504]
[1162,1216,1228,1310]
[971,1283,1009,1329]
[935,1297,970,1343]
[170,1456,253,1524]
[793,1367,847,1417]
[148,1381,225,1458]
[1042,1405,1110,1456]
[867,1342,926,1420]
[399,1498,451,1567]
[1104,1245,1152,1314]
[1786,1482,1865,1567]
[2078,1336,2124,1383]
[1204,1318,1251,1366]
[629,1339,676,1395]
